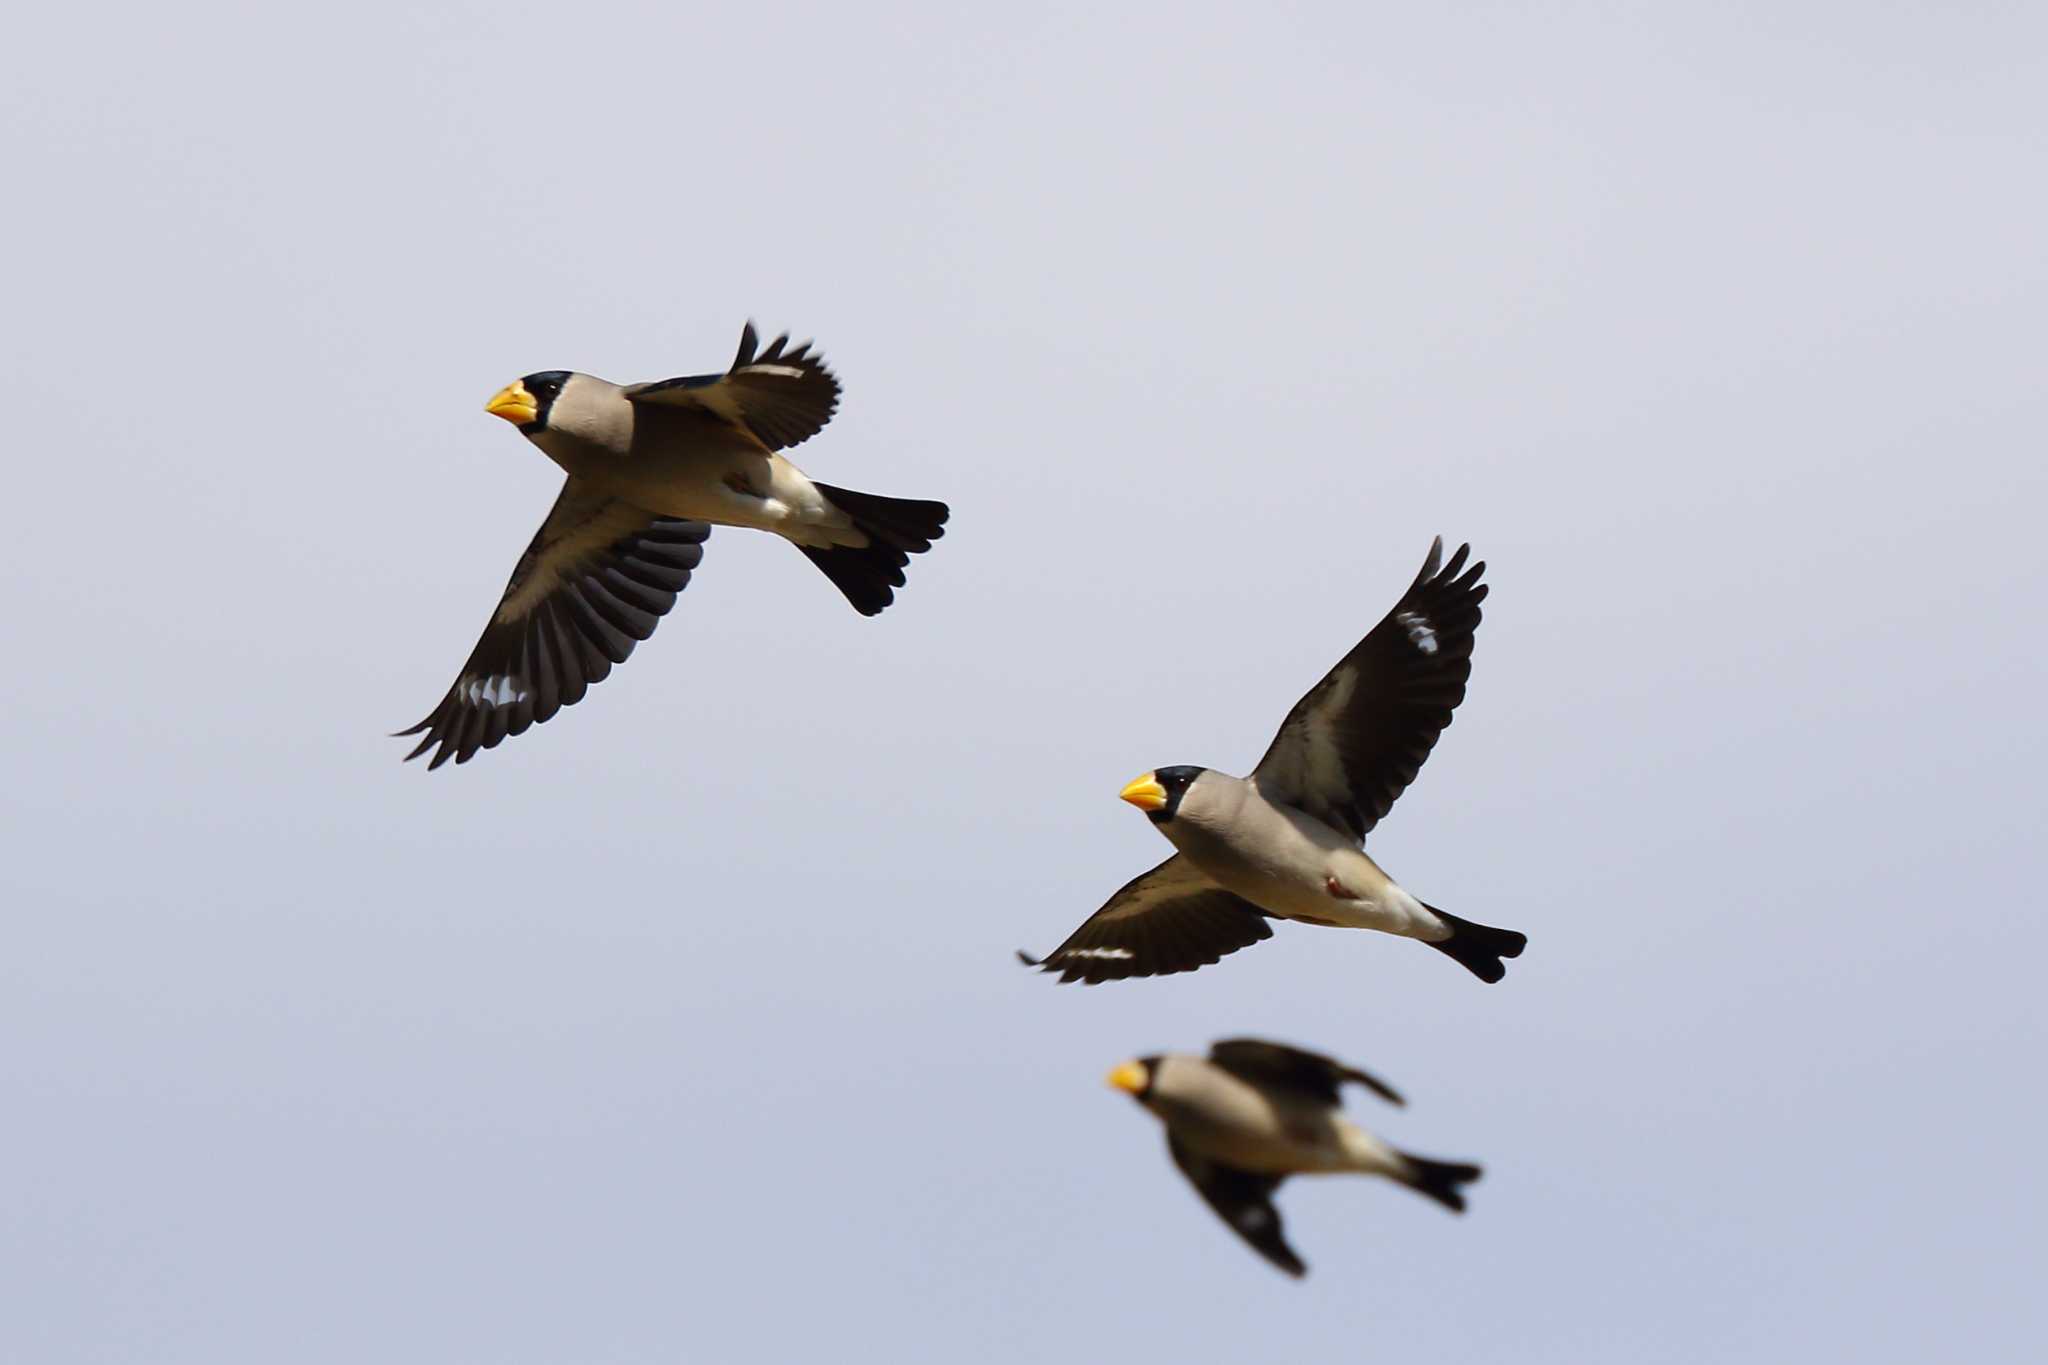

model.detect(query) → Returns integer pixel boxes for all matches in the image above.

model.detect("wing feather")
[622,321,841,451]
[1251,538,1487,839]
[1207,1038,1405,1108]
[1167,1136,1305,1277]
[1020,857,1272,984]
[397,479,709,769]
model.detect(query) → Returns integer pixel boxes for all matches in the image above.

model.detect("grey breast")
[1170,774,1334,894]
[1153,1056,1311,1165]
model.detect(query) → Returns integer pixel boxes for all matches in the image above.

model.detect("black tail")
[1422,905,1527,984]
[800,483,950,616]
[1397,1151,1482,1213]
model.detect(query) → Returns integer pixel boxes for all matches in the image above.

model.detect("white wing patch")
[459,674,531,708]
[1396,610,1439,655]
[738,364,809,380]
[1065,946,1135,960]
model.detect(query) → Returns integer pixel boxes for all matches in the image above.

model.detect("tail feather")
[1397,1151,1482,1213]
[1422,904,1527,984]
[802,483,949,616]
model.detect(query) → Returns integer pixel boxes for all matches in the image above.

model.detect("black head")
[485,370,573,435]
[1119,766,1205,822]
[518,371,571,433]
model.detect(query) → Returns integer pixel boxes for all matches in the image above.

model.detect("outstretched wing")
[397,479,710,769]
[1018,857,1272,984]
[1207,1038,1405,1108]
[622,321,840,450]
[1167,1135,1305,1277]
[1251,538,1487,841]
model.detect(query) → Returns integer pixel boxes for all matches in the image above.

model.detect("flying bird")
[1106,1038,1482,1277]
[398,323,948,768]
[1022,538,1525,982]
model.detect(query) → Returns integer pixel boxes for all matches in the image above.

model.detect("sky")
[3,3,2045,1361]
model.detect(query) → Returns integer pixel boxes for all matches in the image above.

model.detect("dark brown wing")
[397,479,709,769]
[1018,857,1272,984]
[622,322,840,450]
[1167,1135,1305,1277]
[1207,1038,1405,1108]
[1251,538,1487,841]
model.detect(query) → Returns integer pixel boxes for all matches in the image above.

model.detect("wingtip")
[1361,1078,1408,1108]
[733,320,759,369]
[1015,950,1088,984]
[1414,536,1444,585]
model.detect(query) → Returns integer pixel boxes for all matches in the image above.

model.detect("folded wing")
[623,321,841,450]
[398,479,709,769]
[1251,538,1487,841]
[1018,856,1271,984]
[1207,1038,1405,1108]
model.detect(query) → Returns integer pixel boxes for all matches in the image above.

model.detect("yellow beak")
[1107,1060,1149,1095]
[1119,773,1168,812]
[485,380,538,426]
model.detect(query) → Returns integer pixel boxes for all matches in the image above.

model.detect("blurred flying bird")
[1106,1038,1482,1277]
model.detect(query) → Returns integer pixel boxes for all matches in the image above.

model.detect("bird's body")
[1157,771,1444,940]
[526,374,867,548]
[1108,1040,1482,1276]
[1023,539,1525,982]
[398,325,948,769]
[1141,1054,1404,1178]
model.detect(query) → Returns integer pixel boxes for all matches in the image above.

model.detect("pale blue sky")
[3,4,2044,1361]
